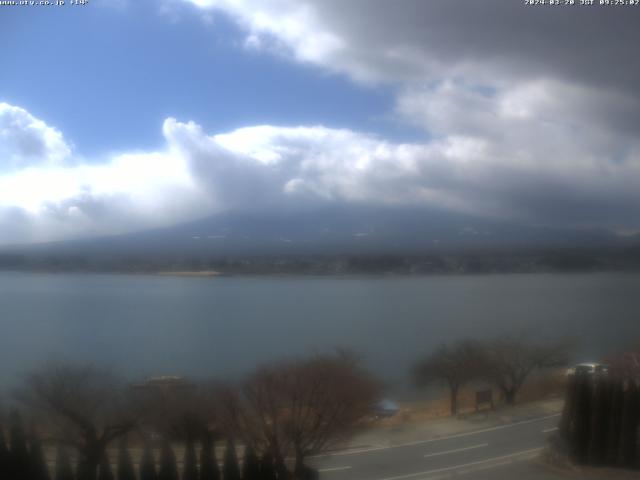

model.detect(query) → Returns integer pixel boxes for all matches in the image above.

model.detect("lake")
[1,271,639,393]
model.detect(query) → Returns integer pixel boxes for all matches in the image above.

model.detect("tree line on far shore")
[0,350,380,480]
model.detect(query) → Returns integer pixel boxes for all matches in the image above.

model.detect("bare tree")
[283,352,380,472]
[480,336,570,405]
[413,340,484,415]
[17,363,138,480]
[223,351,380,476]
[242,365,289,456]
[131,378,221,442]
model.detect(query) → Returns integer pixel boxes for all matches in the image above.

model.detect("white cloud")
[182,0,345,68]
[0,106,210,244]
[0,104,480,244]
[0,103,71,169]
[2,91,640,245]
[172,0,640,231]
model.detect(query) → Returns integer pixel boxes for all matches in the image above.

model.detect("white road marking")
[542,427,558,433]
[318,466,352,473]
[376,447,544,480]
[315,413,560,458]
[423,443,488,458]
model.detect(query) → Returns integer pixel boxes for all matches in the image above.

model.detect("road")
[311,413,563,480]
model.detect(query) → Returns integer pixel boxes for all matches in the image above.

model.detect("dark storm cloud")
[309,1,640,91]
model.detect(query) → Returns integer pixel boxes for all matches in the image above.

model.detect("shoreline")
[156,270,222,277]
[0,269,639,278]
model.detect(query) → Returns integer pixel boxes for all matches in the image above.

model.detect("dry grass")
[374,369,567,428]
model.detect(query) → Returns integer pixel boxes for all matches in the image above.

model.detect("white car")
[566,362,609,377]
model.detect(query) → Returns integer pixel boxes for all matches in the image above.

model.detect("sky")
[1,0,640,244]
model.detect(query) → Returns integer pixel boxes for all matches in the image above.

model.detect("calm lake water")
[1,271,639,392]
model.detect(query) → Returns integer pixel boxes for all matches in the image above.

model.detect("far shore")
[156,270,222,277]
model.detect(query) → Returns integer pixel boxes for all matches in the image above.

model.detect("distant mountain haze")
[2,206,639,274]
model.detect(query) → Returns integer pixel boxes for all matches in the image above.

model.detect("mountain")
[1,205,629,259]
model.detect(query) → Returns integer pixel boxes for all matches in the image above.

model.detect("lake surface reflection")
[1,271,638,392]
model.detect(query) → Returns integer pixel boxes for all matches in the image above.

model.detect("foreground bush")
[560,371,640,469]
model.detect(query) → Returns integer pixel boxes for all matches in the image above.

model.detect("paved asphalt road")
[311,413,563,480]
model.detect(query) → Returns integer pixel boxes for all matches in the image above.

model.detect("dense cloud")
[0,111,207,243]
[2,2,640,243]
[2,100,640,244]
[185,1,640,89]
[0,103,71,169]
[1,109,453,243]
[178,0,640,229]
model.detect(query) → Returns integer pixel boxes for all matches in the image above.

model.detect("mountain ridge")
[1,206,639,274]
